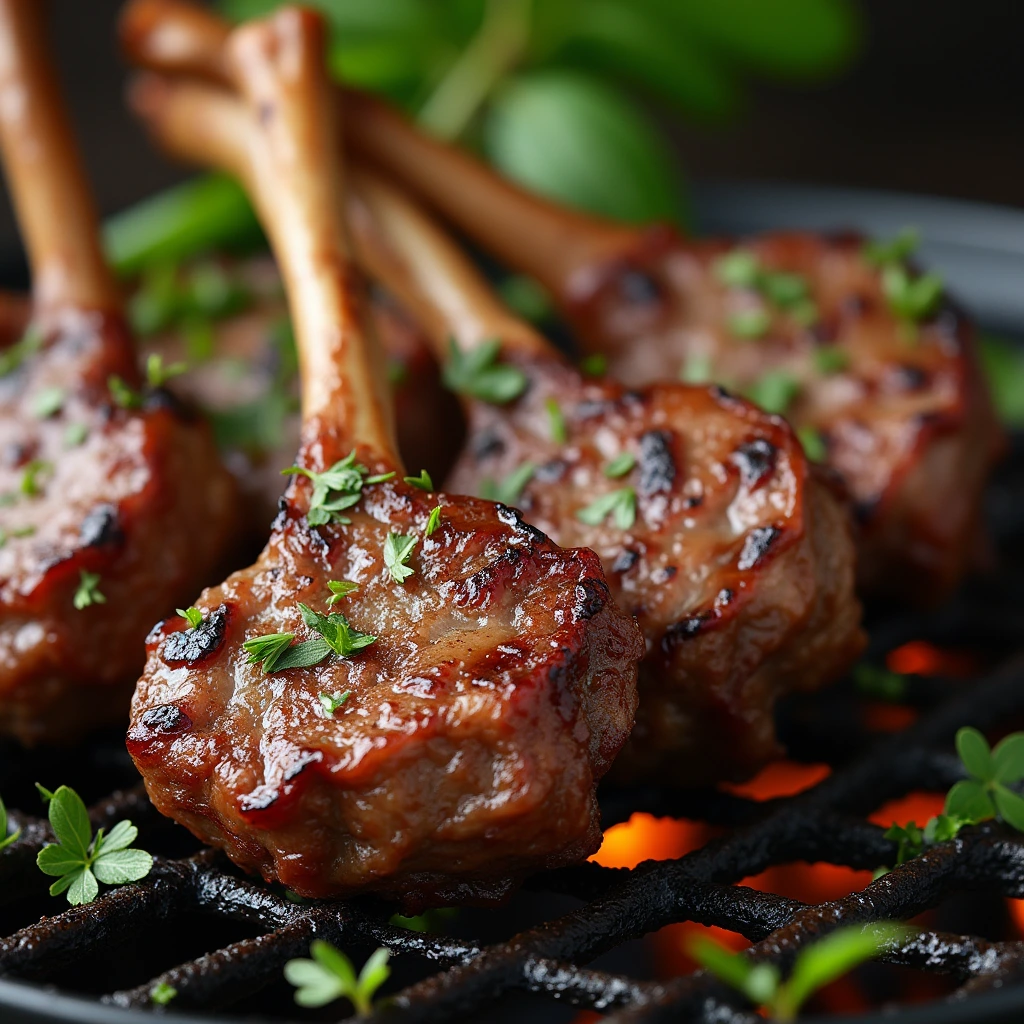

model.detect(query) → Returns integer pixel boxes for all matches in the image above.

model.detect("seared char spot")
[662,612,712,649]
[612,549,639,573]
[471,428,505,460]
[891,364,928,391]
[495,504,546,544]
[79,504,123,548]
[140,704,191,735]
[574,578,608,619]
[639,430,676,496]
[738,527,780,570]
[619,268,662,306]
[534,458,567,483]
[732,439,778,488]
[162,604,229,665]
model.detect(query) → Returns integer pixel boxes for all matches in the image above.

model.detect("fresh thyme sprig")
[284,941,390,1012]
[690,923,909,1022]
[282,450,394,527]
[35,785,152,906]
[442,338,527,405]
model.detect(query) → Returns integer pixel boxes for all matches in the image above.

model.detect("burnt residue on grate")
[4,621,1024,1022]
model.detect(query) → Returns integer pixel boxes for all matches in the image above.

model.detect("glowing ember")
[590,813,707,869]
[723,760,830,800]
[869,792,946,830]
[887,641,975,677]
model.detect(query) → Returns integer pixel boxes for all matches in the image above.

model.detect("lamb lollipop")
[131,70,863,787]
[126,7,641,904]
[0,0,235,745]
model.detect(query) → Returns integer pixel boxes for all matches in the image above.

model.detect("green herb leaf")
[882,265,943,322]
[35,783,55,804]
[883,822,923,865]
[30,386,65,419]
[20,459,53,497]
[689,936,779,1004]
[442,338,527,405]
[150,982,177,1006]
[545,397,567,444]
[283,450,394,527]
[943,779,994,822]
[426,505,442,537]
[243,632,298,673]
[485,70,684,225]
[992,734,1024,784]
[580,353,607,377]
[284,941,390,1013]
[108,375,143,410]
[993,785,1024,831]
[0,793,20,851]
[680,352,714,384]
[299,603,377,657]
[327,580,360,606]
[319,691,351,714]
[0,325,43,378]
[863,227,919,267]
[727,308,771,340]
[63,422,88,448]
[604,452,636,478]
[979,336,1024,427]
[498,274,552,324]
[577,486,637,529]
[797,425,827,463]
[146,353,188,388]
[35,785,151,905]
[177,607,203,629]
[746,371,800,415]
[761,271,809,308]
[403,469,434,490]
[73,570,106,611]
[813,346,849,374]
[956,727,993,782]
[384,532,417,584]
[713,250,761,289]
[480,461,536,507]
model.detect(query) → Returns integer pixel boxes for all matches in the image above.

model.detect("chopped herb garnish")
[761,271,809,308]
[319,690,351,714]
[545,397,567,443]
[580,353,608,377]
[863,227,919,267]
[604,452,636,478]
[284,942,390,1012]
[242,632,300,673]
[577,487,637,530]
[63,422,88,448]
[746,371,800,415]
[73,570,105,610]
[403,469,434,491]
[0,792,21,850]
[979,336,1024,427]
[690,923,909,1022]
[480,461,535,506]
[282,450,395,527]
[150,983,177,1006]
[426,505,442,537]
[498,273,552,324]
[30,386,64,419]
[384,532,417,584]
[188,260,250,318]
[177,606,203,629]
[35,785,152,906]
[797,426,827,463]
[20,459,53,497]
[713,249,760,289]
[790,299,819,327]
[680,352,713,384]
[727,308,771,340]
[442,338,527,405]
[326,580,359,606]
[813,346,849,374]
[300,603,377,658]
[108,375,143,409]
[146,353,188,388]
[0,525,35,548]
[243,605,375,674]
[882,264,943,323]
[0,325,42,378]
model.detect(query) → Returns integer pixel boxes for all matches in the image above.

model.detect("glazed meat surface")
[129,447,640,905]
[446,352,862,784]
[567,229,1001,601]
[0,312,236,744]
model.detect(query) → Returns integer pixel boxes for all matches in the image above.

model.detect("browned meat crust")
[565,229,1001,602]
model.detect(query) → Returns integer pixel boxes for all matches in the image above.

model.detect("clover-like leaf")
[943,779,994,823]
[66,867,99,906]
[47,785,93,860]
[992,734,1024,785]
[93,848,154,886]
[993,785,1024,832]
[956,727,993,782]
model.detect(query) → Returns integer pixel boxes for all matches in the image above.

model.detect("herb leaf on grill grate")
[35,785,153,905]
[284,941,390,1012]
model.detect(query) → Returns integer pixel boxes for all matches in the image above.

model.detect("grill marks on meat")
[125,8,640,906]
[0,3,235,744]
[566,231,1000,602]
[445,355,863,783]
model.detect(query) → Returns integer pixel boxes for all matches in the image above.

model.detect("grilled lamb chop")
[126,7,641,905]
[0,0,235,745]
[129,57,863,787]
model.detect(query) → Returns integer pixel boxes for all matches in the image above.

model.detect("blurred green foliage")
[110,0,860,273]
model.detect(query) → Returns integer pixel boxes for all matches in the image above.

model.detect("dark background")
[1,0,1021,251]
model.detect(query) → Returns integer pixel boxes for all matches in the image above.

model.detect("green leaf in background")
[979,336,1024,428]
[662,0,861,79]
[104,176,261,278]
[485,70,684,225]
[956,726,993,782]
[557,0,740,119]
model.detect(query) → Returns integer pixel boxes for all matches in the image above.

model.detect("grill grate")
[3,597,1024,1023]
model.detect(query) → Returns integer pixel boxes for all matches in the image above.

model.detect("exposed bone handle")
[119,0,639,297]
[0,0,120,316]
